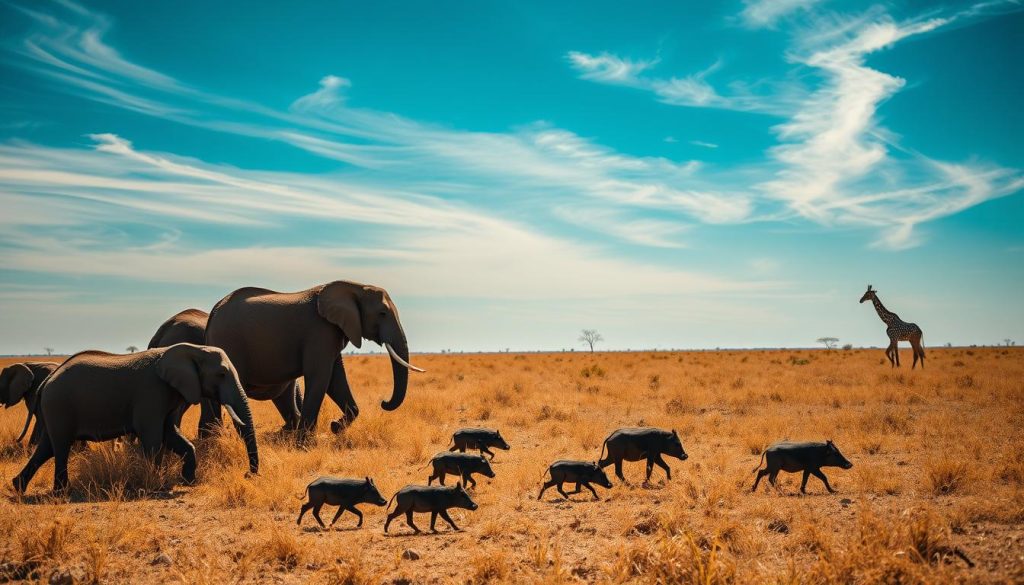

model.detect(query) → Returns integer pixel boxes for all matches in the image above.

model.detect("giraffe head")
[859,285,876,304]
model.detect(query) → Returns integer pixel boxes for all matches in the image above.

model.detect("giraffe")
[859,285,925,369]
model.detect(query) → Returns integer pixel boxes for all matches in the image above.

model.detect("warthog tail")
[751,451,767,473]
[295,480,314,500]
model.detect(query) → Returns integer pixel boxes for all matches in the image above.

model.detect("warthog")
[297,476,388,528]
[538,460,613,501]
[384,483,478,533]
[449,427,510,460]
[752,440,853,494]
[427,452,495,488]
[598,427,688,483]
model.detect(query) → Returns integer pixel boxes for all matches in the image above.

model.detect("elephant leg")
[326,358,359,434]
[13,432,54,493]
[163,419,197,484]
[52,441,72,494]
[271,381,302,431]
[197,398,223,439]
[137,423,164,476]
[298,354,335,439]
[430,511,439,532]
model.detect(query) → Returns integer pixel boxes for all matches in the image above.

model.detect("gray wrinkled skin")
[449,427,510,460]
[598,427,688,483]
[384,483,478,534]
[427,452,495,488]
[752,440,853,494]
[538,460,613,501]
[297,476,388,529]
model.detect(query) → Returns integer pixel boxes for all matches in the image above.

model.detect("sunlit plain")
[0,347,1021,584]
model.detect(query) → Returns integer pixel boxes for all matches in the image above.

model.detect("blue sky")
[0,0,1021,354]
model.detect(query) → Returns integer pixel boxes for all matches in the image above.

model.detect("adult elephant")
[12,344,258,493]
[149,308,302,433]
[204,280,422,438]
[0,361,59,446]
[148,308,209,349]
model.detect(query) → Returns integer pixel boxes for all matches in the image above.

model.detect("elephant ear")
[157,345,203,405]
[317,282,364,349]
[1,364,33,407]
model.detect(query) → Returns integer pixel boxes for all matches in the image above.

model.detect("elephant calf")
[384,483,478,534]
[598,427,688,483]
[426,452,495,488]
[297,476,387,529]
[752,440,853,494]
[0,361,58,445]
[538,460,613,501]
[12,343,259,494]
[449,427,510,460]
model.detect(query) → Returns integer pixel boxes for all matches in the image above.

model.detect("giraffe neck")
[871,296,898,326]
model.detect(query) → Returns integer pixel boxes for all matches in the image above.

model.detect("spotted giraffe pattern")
[860,287,925,369]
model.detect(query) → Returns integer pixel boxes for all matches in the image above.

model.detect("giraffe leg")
[911,334,925,369]
[892,341,901,367]
[885,341,897,368]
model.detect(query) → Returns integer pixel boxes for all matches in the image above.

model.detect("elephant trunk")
[380,335,410,411]
[15,390,39,443]
[219,380,259,475]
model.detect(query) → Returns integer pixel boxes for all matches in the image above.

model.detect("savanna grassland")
[0,347,1022,584]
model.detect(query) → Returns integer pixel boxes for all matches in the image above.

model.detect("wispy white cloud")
[739,0,822,28]
[690,140,719,149]
[757,3,1023,247]
[565,51,655,85]
[567,50,784,113]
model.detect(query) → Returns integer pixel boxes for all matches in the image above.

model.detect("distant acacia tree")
[44,347,54,356]
[1004,339,1015,347]
[579,329,603,353]
[841,343,853,351]
[126,345,139,353]
[816,337,839,350]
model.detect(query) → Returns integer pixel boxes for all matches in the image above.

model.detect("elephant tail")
[751,451,766,473]
[385,492,398,513]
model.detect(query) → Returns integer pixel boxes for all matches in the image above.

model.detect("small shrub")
[927,459,970,495]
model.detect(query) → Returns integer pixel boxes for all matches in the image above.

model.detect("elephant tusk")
[224,404,246,427]
[385,343,425,373]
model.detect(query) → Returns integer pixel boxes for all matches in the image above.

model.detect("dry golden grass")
[0,347,1022,583]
